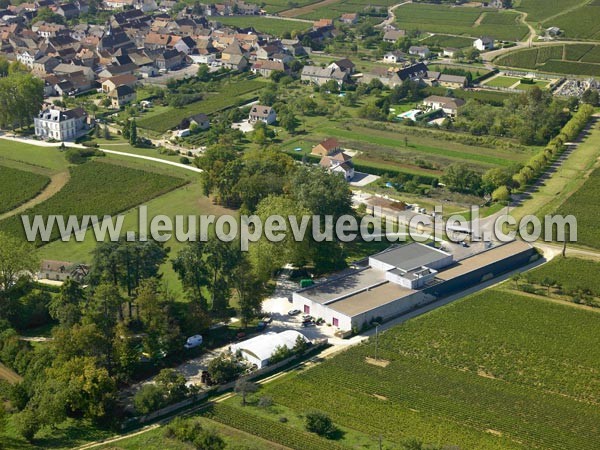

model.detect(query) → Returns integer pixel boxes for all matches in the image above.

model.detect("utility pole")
[375,323,380,361]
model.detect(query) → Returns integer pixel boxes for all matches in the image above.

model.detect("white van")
[184,335,203,349]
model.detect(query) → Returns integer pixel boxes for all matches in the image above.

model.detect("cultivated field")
[514,0,587,23]
[215,16,311,36]
[495,44,600,75]
[214,289,600,449]
[0,165,50,215]
[288,0,396,20]
[137,78,266,133]
[0,160,186,245]
[419,34,475,49]
[548,3,600,40]
[555,166,600,249]
[524,257,600,297]
[394,4,529,41]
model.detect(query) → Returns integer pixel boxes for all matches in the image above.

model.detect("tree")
[280,111,300,134]
[581,88,599,106]
[197,64,210,81]
[207,352,243,384]
[14,408,39,442]
[155,368,189,403]
[492,185,510,202]
[234,379,258,406]
[82,282,123,335]
[134,384,165,414]
[112,322,138,381]
[0,70,44,129]
[193,429,226,450]
[48,278,84,327]
[103,124,110,139]
[305,411,337,438]
[0,232,38,291]
[440,164,483,196]
[172,242,209,309]
[129,118,137,146]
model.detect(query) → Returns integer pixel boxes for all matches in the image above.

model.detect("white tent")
[231,330,309,369]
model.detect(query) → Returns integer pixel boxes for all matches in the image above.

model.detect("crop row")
[0,160,186,245]
[203,403,346,450]
[0,165,50,215]
[525,257,600,296]
[137,79,265,133]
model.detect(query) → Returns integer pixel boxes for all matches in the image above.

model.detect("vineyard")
[0,165,50,215]
[137,79,266,133]
[515,0,586,23]
[203,404,346,450]
[419,34,474,49]
[215,16,311,36]
[550,4,600,40]
[248,289,600,449]
[524,257,600,297]
[395,4,528,41]
[556,167,600,249]
[496,44,600,76]
[0,160,186,245]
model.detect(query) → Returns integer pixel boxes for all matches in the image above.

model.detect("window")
[332,317,339,327]
[303,305,310,314]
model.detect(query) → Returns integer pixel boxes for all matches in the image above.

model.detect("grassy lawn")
[0,139,69,173]
[215,16,311,36]
[419,34,475,49]
[93,135,183,163]
[213,286,600,449]
[484,76,520,88]
[518,80,550,90]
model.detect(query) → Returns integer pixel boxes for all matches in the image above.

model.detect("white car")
[184,335,203,349]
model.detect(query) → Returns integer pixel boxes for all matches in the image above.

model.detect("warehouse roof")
[231,330,308,363]
[370,243,451,271]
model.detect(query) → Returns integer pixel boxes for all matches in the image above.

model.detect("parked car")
[261,316,273,324]
[302,321,316,327]
[302,315,314,322]
[184,334,203,349]
[288,309,301,316]
[256,322,267,331]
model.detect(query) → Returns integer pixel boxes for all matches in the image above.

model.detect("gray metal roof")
[370,243,450,271]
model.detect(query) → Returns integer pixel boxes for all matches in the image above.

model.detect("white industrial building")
[231,330,309,369]
[292,241,536,332]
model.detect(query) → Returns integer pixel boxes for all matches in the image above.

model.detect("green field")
[555,166,600,249]
[485,75,520,87]
[419,34,475,49]
[524,257,600,297]
[0,165,50,215]
[0,140,68,173]
[215,16,311,36]
[212,288,600,449]
[292,0,397,20]
[515,0,587,23]
[496,44,600,75]
[137,79,266,133]
[0,160,187,245]
[549,3,600,40]
[394,4,529,41]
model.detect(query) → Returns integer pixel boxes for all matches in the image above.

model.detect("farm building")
[231,330,309,369]
[292,241,536,332]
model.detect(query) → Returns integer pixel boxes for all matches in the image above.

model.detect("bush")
[305,411,338,438]
[179,156,191,165]
[133,384,166,415]
[65,147,104,164]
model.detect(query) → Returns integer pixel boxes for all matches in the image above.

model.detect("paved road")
[376,1,412,29]
[0,134,203,173]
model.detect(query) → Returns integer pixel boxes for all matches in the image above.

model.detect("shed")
[231,330,309,369]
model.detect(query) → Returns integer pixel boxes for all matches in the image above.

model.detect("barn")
[231,330,309,369]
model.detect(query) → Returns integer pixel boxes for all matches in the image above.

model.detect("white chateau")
[34,107,87,141]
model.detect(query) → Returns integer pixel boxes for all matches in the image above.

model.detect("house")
[383,29,405,43]
[361,63,428,87]
[281,39,306,57]
[474,36,494,51]
[152,49,185,70]
[311,137,340,156]
[546,26,561,37]
[180,113,210,130]
[221,54,248,71]
[313,18,333,31]
[443,47,459,58]
[251,60,287,78]
[339,13,358,24]
[101,73,138,93]
[104,0,135,9]
[56,3,80,20]
[109,84,136,108]
[34,107,88,141]
[408,46,431,59]
[422,95,466,118]
[383,50,407,64]
[97,63,137,78]
[173,35,196,54]
[328,58,355,74]
[320,150,354,181]
[38,260,89,282]
[426,71,468,89]
[31,55,60,76]
[301,65,347,87]
[249,105,276,124]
